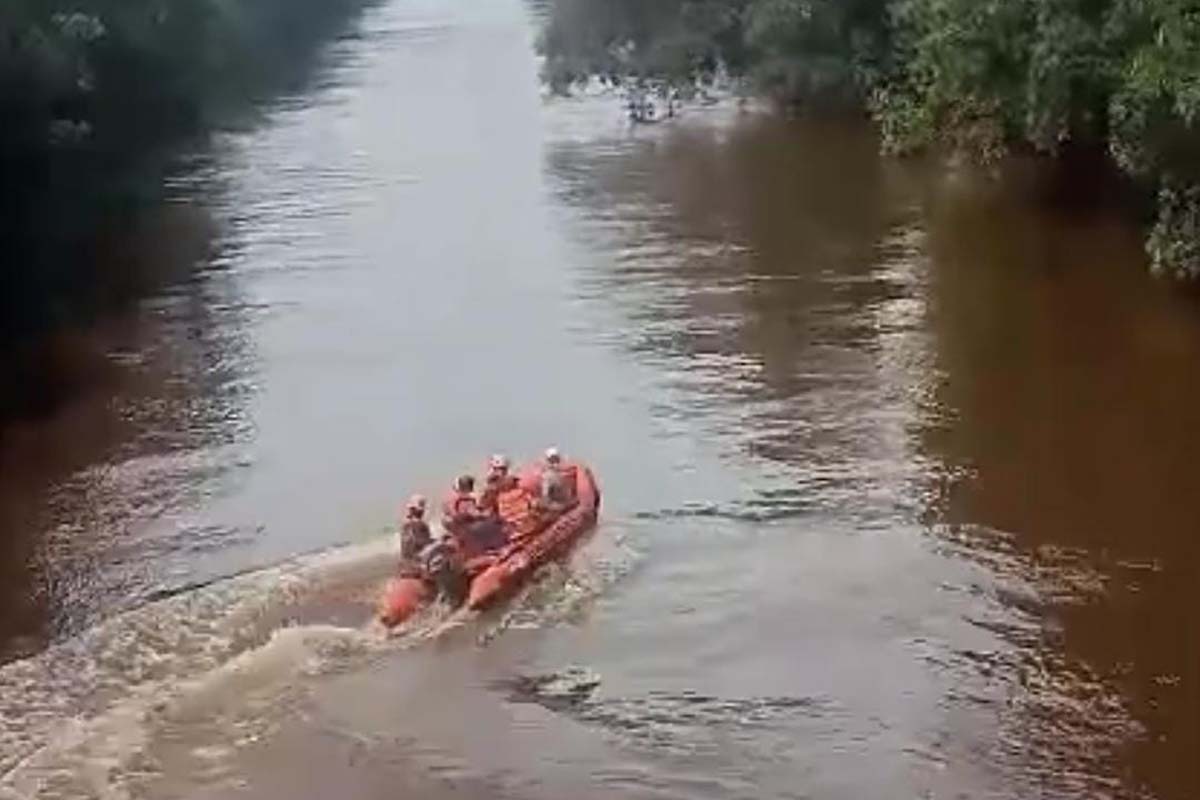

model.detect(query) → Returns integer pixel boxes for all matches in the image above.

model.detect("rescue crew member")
[443,473,509,555]
[398,494,432,561]
[540,446,574,512]
[497,475,538,540]
[442,474,484,540]
[478,454,517,516]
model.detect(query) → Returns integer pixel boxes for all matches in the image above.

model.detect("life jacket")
[542,463,579,506]
[497,486,538,537]
[560,463,579,498]
[441,491,479,531]
[478,474,516,515]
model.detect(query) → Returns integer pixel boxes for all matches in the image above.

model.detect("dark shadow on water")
[0,0,380,423]
[0,251,261,662]
[913,163,1200,800]
[0,1,382,664]
[546,105,1199,800]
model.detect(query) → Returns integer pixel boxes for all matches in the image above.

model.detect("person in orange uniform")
[443,473,508,556]
[442,474,484,541]
[497,471,539,542]
[478,454,517,517]
[539,446,577,513]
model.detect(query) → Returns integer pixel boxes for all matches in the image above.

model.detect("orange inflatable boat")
[378,461,600,627]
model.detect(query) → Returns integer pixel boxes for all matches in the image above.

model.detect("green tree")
[744,0,890,105]
[1,0,370,348]
[538,0,889,104]
[873,0,1200,275]
[1109,0,1200,276]
[537,0,1200,277]
[538,0,749,91]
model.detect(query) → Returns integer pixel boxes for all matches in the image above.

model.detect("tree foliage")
[538,0,889,106]
[538,0,749,91]
[1,0,367,164]
[540,0,1200,277]
[744,0,890,102]
[1,0,369,348]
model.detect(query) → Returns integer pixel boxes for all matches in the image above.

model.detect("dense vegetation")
[1,0,368,159]
[1,0,367,347]
[2,0,369,425]
[539,0,1200,278]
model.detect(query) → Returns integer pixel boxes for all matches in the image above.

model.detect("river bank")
[1,0,373,423]
[1,0,1196,797]
[539,0,1200,280]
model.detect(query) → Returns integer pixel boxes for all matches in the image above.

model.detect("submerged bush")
[1149,180,1200,278]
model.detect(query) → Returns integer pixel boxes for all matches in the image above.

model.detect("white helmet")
[489,454,510,470]
[544,446,562,464]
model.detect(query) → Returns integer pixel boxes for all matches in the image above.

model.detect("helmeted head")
[487,453,510,478]
[544,446,562,466]
[404,494,427,518]
[454,474,475,493]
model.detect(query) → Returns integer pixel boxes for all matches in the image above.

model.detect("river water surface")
[1,0,1197,798]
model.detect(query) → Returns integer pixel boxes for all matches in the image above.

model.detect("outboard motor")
[421,539,467,606]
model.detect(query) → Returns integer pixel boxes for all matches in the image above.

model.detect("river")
[1,0,1197,797]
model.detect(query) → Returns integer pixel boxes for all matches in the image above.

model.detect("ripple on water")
[0,538,394,795]
[499,665,837,757]
[0,524,639,799]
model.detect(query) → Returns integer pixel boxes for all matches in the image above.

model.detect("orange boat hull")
[377,575,432,627]
[377,461,600,627]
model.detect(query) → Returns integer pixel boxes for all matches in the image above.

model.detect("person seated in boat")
[478,454,518,517]
[538,447,576,513]
[397,495,432,569]
[442,474,484,535]
[443,473,507,556]
[497,476,539,541]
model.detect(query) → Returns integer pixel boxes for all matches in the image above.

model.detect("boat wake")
[0,523,636,799]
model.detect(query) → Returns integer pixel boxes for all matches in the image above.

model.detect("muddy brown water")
[1,0,1197,797]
